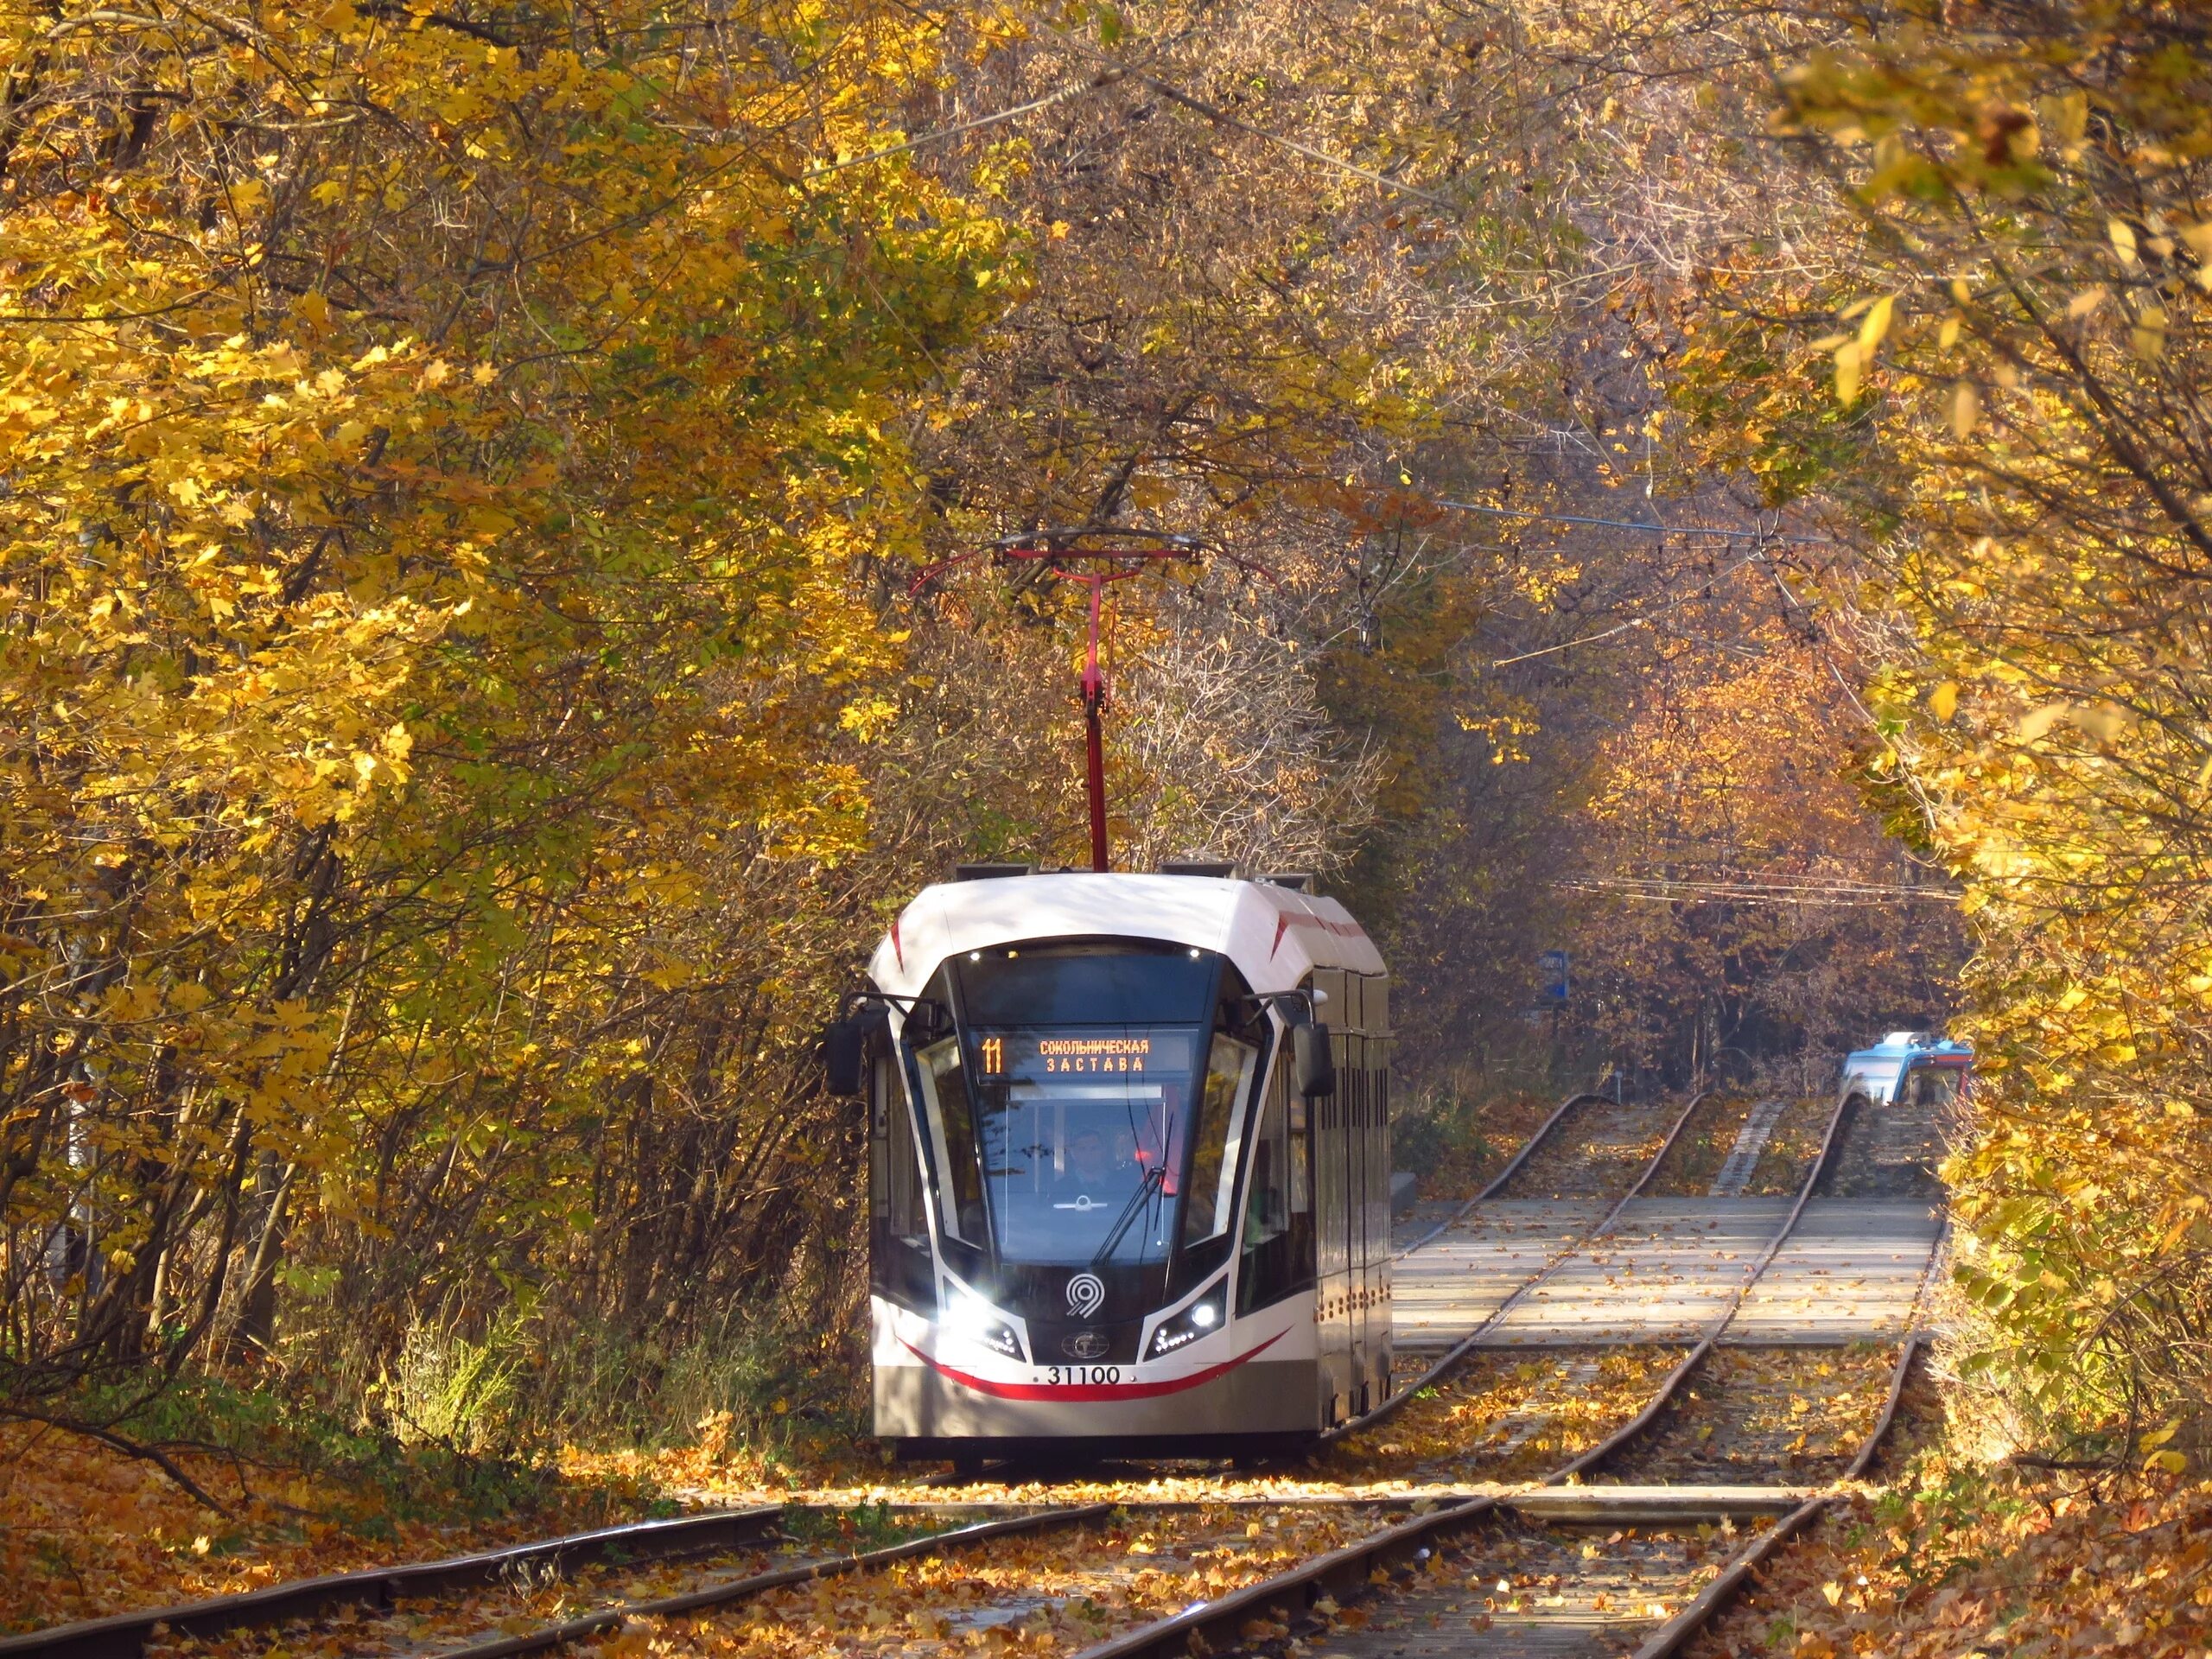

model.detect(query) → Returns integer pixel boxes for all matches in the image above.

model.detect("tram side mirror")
[1294,1022,1337,1099]
[823,1018,868,1097]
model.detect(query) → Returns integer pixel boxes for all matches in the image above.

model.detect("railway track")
[1052,1082,1949,1659]
[4,1508,785,1659]
[9,1085,1949,1659]
[6,1506,1112,1659]
[1363,1090,1707,1440]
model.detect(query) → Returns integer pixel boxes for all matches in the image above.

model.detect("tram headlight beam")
[945,1289,1024,1361]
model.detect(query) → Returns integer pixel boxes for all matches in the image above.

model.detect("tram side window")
[1237,1062,1316,1313]
[1184,1033,1258,1247]
[872,1054,935,1306]
[914,1036,987,1243]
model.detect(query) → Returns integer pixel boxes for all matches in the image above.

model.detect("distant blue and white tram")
[1840,1030,1974,1109]
[827,867,1393,1465]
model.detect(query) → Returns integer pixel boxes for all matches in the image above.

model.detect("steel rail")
[429,1503,1117,1659]
[1392,1089,1611,1259]
[811,1490,1812,1516]
[1,1508,786,1659]
[1063,1089,1884,1659]
[1543,1084,1859,1483]
[1332,1088,1712,1445]
[1623,1332,1929,1659]
[1618,1214,1953,1659]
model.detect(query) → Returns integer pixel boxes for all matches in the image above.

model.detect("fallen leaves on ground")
[1605,1345,1896,1484]
[0,1422,662,1634]
[1401,1091,1566,1204]
[1739,1096,1835,1197]
[1691,1469,2212,1659]
[1308,1519,1731,1653]
[146,1540,795,1659]
[1326,1349,1675,1487]
[147,1508,964,1659]
[1497,1097,1683,1200]
[1645,1096,1762,1197]
[558,1506,1382,1657]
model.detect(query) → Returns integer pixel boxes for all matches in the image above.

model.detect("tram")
[823,864,1393,1464]
[1840,1031,1974,1110]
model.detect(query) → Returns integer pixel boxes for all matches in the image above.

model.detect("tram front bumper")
[874,1349,1322,1443]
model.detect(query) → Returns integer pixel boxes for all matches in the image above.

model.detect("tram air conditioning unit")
[823,867,1393,1463]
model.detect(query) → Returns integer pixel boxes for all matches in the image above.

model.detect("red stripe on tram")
[903,1330,1286,1402]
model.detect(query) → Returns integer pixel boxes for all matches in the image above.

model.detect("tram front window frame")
[897,942,1271,1299]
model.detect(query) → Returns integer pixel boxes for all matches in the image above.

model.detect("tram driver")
[1059,1128,1115,1197]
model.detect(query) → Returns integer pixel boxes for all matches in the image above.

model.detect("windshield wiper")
[1089,1162,1166,1269]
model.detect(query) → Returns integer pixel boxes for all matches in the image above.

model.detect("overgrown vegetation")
[2,0,2203,1529]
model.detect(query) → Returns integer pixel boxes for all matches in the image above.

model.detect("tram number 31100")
[1046,1365,1122,1387]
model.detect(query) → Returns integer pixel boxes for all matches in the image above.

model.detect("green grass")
[75,1371,621,1528]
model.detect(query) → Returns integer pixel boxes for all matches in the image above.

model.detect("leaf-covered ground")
[1494,1096,1683,1201]
[1688,1365,2212,1659]
[1,1421,662,1633]
[1600,1346,1896,1486]
[1398,1091,1568,1205]
[590,1351,1679,1510]
[1689,1471,2212,1659]
[144,1540,791,1659]
[144,1510,973,1659]
[1645,1095,1761,1198]
[1326,1349,1676,1489]
[1639,1093,1832,1201]
[1300,1517,1739,1654]
[1738,1096,1835,1198]
[531,1506,1392,1658]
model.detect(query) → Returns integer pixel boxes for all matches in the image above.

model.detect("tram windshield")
[1900,1063,1962,1111]
[906,948,1258,1268]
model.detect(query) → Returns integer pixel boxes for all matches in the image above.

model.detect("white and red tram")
[825,865,1394,1465]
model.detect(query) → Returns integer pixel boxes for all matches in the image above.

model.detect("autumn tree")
[0,0,1013,1427]
[1596,0,2212,1449]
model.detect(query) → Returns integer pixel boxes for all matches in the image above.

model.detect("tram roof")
[1844,1031,1974,1067]
[867,873,1386,997]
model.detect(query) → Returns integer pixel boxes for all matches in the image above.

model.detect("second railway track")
[1051,1078,1950,1659]
[8,1084,1951,1659]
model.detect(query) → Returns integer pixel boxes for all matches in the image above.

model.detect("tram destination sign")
[976,1028,1194,1078]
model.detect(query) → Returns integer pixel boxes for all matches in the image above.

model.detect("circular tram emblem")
[1061,1331,1110,1360]
[1065,1271,1107,1319]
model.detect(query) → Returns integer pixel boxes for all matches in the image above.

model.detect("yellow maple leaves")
[0,0,1017,1390]
[1745,3,2212,1452]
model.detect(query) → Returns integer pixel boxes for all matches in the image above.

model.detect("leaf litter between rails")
[1497,1096,1682,1201]
[322,1507,1403,1659]
[143,1509,962,1659]
[1241,1515,1746,1658]
[1599,1345,1898,1487]
[625,1351,1681,1514]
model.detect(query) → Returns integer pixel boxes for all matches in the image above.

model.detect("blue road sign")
[1538,950,1570,1005]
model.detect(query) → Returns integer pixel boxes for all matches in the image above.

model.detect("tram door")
[1340,974,1389,1416]
[1343,1000,1370,1415]
[1359,975,1391,1410]
[1310,969,1354,1424]
[1346,981,1369,1414]
[1306,967,1393,1426]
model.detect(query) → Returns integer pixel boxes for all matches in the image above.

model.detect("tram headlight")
[944,1289,1023,1360]
[1147,1284,1228,1358]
